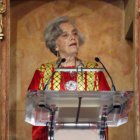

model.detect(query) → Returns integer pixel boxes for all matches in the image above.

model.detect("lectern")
[25,68,134,140]
[25,90,133,140]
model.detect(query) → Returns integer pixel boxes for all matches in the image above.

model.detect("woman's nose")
[70,34,75,40]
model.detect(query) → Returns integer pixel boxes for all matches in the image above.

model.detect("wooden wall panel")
[124,0,134,39]
[0,0,10,140]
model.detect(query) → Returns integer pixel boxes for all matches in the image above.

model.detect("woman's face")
[56,22,79,58]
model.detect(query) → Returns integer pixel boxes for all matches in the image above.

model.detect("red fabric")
[32,126,48,140]
[28,70,48,140]
[105,127,108,140]
[51,66,54,90]
[98,71,110,91]
[60,72,77,90]
[60,66,77,90]
[85,71,87,91]
[28,70,42,90]
[28,65,110,140]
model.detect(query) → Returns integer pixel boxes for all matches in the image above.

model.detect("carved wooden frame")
[0,0,10,140]
[0,0,140,140]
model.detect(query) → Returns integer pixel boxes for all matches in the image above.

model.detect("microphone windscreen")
[95,57,100,62]
[61,58,66,63]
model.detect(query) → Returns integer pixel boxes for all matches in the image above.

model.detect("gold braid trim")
[37,62,57,90]
[53,71,61,91]
[80,61,99,91]
[37,61,99,91]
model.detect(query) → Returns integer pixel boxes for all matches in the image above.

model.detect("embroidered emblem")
[65,80,77,91]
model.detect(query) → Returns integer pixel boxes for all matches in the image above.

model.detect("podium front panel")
[25,90,133,127]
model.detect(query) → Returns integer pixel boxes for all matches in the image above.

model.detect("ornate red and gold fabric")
[28,61,110,140]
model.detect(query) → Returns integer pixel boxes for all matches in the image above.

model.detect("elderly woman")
[28,16,110,140]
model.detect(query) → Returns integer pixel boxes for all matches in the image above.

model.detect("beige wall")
[10,0,135,140]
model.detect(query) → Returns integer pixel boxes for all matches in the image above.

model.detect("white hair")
[44,16,85,56]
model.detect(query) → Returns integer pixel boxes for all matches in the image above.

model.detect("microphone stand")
[38,103,57,140]
[95,57,116,91]
[95,57,116,140]
[76,97,82,123]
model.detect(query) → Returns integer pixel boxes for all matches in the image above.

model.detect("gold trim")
[0,1,6,40]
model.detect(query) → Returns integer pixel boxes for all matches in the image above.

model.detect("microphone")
[44,58,66,90]
[57,58,66,67]
[95,57,116,91]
